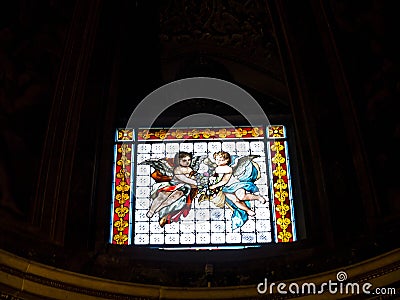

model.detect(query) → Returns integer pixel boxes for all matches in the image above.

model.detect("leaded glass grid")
[110,126,296,247]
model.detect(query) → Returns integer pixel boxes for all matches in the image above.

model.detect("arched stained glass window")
[110,125,296,248]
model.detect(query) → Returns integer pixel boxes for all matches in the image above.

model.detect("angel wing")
[139,158,174,177]
[231,155,260,179]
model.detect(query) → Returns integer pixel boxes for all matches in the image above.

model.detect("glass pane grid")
[132,137,272,246]
[110,126,298,246]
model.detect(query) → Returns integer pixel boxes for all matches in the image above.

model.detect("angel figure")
[140,152,205,227]
[207,151,267,230]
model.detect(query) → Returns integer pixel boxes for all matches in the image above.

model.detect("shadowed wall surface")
[0,0,399,298]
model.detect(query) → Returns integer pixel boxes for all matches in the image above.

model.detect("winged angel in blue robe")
[201,151,268,230]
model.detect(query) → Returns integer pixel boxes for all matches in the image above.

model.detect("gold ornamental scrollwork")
[269,133,293,243]
[202,128,215,138]
[155,129,169,140]
[115,206,129,218]
[216,128,230,138]
[138,129,152,140]
[188,129,200,138]
[117,129,134,141]
[268,126,285,138]
[114,218,129,232]
[233,128,248,138]
[112,143,132,245]
[113,232,128,245]
[171,129,186,139]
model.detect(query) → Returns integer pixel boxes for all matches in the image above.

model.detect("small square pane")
[196,233,211,244]
[136,187,151,198]
[137,154,151,164]
[136,164,150,175]
[164,222,179,233]
[134,234,149,245]
[180,143,193,152]
[150,234,164,244]
[211,233,226,244]
[166,143,179,153]
[193,142,208,153]
[152,143,165,153]
[237,151,250,157]
[135,198,150,209]
[250,141,264,152]
[253,157,267,172]
[242,233,256,243]
[257,186,269,198]
[211,221,226,233]
[255,207,271,219]
[236,142,250,152]
[256,220,271,231]
[180,222,195,233]
[165,234,180,244]
[222,142,235,152]
[196,221,210,232]
[137,144,151,153]
[136,176,151,186]
[257,232,272,243]
[135,222,149,233]
[208,142,221,152]
[226,232,241,243]
[195,209,210,221]
[197,200,210,209]
[240,220,256,232]
[150,221,165,233]
[210,209,225,221]
[135,210,148,221]
[180,233,195,244]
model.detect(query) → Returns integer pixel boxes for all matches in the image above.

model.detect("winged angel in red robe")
[140,152,210,227]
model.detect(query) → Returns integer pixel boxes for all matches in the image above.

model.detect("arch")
[125,77,270,129]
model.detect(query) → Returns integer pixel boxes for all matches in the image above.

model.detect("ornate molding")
[0,249,399,299]
[160,0,283,79]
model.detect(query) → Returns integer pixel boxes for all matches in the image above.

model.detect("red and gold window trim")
[267,125,296,242]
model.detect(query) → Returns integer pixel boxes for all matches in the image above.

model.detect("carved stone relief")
[159,0,284,80]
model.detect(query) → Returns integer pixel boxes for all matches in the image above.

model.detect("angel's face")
[215,155,229,166]
[179,156,191,167]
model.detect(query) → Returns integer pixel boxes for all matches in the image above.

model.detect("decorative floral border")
[137,126,264,140]
[116,129,134,142]
[110,143,133,245]
[267,125,296,242]
[268,125,286,139]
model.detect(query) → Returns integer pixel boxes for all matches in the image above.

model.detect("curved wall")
[1,249,399,299]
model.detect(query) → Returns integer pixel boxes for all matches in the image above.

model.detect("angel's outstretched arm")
[173,167,197,187]
[209,173,231,190]
[209,165,232,189]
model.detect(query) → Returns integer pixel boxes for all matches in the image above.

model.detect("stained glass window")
[110,125,296,248]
